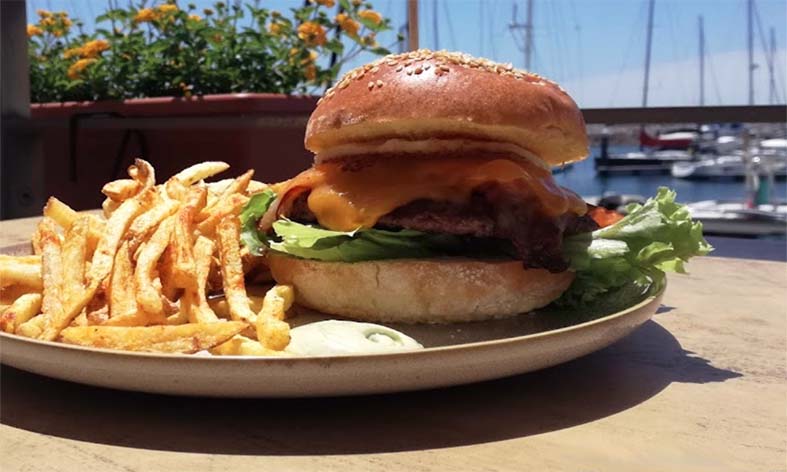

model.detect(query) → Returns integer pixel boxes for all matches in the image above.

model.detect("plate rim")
[0,284,664,362]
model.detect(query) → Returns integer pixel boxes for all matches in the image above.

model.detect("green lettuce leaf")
[238,193,512,261]
[239,189,277,256]
[556,187,713,308]
[269,219,511,262]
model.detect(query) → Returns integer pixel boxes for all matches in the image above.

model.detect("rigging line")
[609,0,647,107]
[704,40,724,105]
[664,1,688,105]
[753,1,783,103]
[441,0,457,52]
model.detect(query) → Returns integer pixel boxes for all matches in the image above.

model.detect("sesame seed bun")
[267,254,575,324]
[305,49,588,167]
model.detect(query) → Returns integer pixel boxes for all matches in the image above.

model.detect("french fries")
[216,216,257,325]
[257,284,293,351]
[0,293,42,333]
[0,254,42,290]
[60,322,247,353]
[2,159,296,356]
[135,216,174,324]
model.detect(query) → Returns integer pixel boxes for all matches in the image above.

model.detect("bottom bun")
[267,255,574,324]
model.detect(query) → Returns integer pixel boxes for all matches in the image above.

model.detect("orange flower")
[36,9,52,18]
[188,14,202,21]
[40,17,56,27]
[67,58,96,80]
[268,22,283,35]
[81,39,110,58]
[27,24,43,37]
[313,0,335,7]
[335,13,359,36]
[134,8,157,23]
[297,21,327,47]
[63,46,82,59]
[304,64,317,81]
[358,10,382,25]
[156,4,178,14]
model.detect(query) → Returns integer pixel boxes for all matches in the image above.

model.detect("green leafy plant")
[28,0,396,103]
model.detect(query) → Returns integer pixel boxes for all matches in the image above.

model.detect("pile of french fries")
[0,159,294,355]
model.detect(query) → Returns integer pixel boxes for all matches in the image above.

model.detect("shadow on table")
[0,320,741,455]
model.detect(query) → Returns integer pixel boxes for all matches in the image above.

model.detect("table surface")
[1,215,785,472]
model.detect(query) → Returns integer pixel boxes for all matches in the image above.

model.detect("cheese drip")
[276,157,587,232]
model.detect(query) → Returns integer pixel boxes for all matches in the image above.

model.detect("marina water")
[555,146,787,203]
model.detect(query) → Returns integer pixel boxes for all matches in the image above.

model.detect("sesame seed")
[414,66,423,74]
[396,65,404,72]
[367,81,375,90]
[371,66,379,73]
[423,63,431,70]
[376,80,384,88]
[406,68,413,75]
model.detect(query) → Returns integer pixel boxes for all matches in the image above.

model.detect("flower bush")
[28,0,395,103]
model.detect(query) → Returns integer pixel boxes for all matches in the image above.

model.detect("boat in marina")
[685,200,787,237]
[671,139,787,179]
[594,149,694,175]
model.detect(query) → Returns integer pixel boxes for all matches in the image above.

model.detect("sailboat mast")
[407,0,419,51]
[769,27,776,104]
[747,0,754,105]
[699,15,705,106]
[642,0,655,107]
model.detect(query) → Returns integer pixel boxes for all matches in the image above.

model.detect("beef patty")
[285,184,597,272]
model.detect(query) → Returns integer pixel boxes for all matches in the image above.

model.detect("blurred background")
[2,0,786,239]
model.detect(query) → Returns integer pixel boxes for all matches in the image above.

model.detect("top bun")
[305,49,589,167]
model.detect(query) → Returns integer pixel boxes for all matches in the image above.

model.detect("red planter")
[31,94,319,210]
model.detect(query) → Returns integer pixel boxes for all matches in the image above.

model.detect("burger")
[243,50,709,323]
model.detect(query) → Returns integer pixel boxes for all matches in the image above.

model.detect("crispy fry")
[185,236,219,323]
[102,179,141,202]
[62,216,89,298]
[1,284,38,305]
[210,334,285,356]
[257,285,293,351]
[16,314,47,338]
[170,187,207,289]
[59,321,248,353]
[108,242,139,321]
[247,180,269,195]
[134,216,174,324]
[38,218,64,328]
[0,255,42,289]
[198,169,253,221]
[173,161,229,186]
[157,246,180,301]
[128,158,156,190]
[195,193,249,236]
[216,216,256,324]
[126,199,179,253]
[88,189,154,290]
[43,197,105,253]
[0,293,42,333]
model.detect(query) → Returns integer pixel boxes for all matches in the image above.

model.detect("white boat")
[671,153,787,179]
[686,200,787,236]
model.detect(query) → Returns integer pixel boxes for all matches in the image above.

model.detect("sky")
[25,0,787,108]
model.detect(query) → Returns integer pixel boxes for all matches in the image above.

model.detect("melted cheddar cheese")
[274,157,587,232]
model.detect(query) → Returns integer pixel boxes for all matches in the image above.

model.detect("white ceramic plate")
[0,284,663,397]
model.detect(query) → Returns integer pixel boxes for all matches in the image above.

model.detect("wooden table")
[1,216,785,471]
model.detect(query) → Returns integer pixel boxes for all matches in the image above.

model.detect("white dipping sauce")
[286,320,423,356]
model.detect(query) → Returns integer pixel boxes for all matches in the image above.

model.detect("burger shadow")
[0,320,740,455]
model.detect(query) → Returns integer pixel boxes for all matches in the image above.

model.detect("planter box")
[31,93,319,210]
